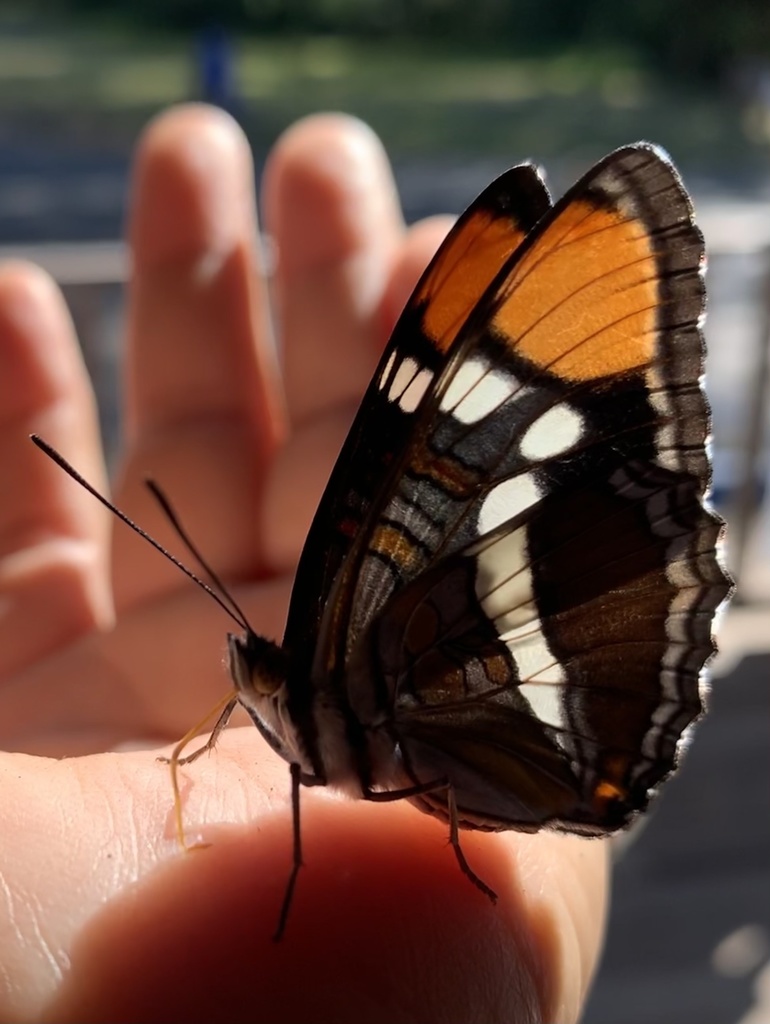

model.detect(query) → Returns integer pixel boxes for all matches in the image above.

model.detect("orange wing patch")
[493,199,658,382]
[418,209,534,354]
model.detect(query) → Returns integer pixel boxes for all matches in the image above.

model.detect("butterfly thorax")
[230,629,394,797]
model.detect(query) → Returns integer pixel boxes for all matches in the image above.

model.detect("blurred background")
[0,3,767,1022]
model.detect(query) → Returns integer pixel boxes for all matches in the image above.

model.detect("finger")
[0,263,111,679]
[0,574,292,755]
[261,215,455,574]
[0,736,607,1023]
[262,113,404,428]
[115,104,284,611]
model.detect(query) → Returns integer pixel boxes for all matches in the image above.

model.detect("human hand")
[0,105,607,1023]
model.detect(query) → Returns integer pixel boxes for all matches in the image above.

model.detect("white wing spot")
[520,403,584,461]
[440,357,523,424]
[378,350,397,391]
[474,529,567,734]
[502,624,566,685]
[476,529,537,633]
[385,357,433,412]
[388,356,419,403]
[519,680,566,730]
[478,474,541,534]
[400,368,434,413]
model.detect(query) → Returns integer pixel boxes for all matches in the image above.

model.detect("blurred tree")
[49,0,770,83]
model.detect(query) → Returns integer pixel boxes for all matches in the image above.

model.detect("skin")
[0,106,608,1024]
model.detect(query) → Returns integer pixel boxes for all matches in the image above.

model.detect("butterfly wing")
[349,472,726,832]
[283,165,552,676]
[329,144,730,829]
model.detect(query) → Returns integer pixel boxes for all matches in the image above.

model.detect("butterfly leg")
[363,781,497,904]
[158,691,240,768]
[446,786,497,904]
[157,693,240,850]
[274,762,303,942]
[274,764,326,942]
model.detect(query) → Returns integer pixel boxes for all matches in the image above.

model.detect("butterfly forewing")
[282,165,552,683]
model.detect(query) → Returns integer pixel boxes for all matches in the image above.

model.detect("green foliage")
[43,0,770,83]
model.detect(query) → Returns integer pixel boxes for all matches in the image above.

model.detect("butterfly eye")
[228,632,287,698]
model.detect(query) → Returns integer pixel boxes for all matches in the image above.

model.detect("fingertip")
[21,735,607,1024]
[0,259,60,308]
[263,112,403,274]
[266,112,388,188]
[129,103,257,265]
[0,261,82,418]
[263,115,404,424]
[513,833,609,1022]
[43,796,548,1024]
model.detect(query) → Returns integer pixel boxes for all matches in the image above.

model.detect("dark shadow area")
[584,653,770,1024]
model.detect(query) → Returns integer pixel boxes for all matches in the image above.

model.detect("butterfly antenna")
[30,434,249,633]
[144,479,253,631]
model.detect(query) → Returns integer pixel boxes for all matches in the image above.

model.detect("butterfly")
[33,142,732,940]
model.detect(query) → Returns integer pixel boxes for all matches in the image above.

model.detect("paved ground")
[584,642,770,1024]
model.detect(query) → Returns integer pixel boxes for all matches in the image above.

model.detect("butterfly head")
[228,630,287,698]
[227,630,306,765]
